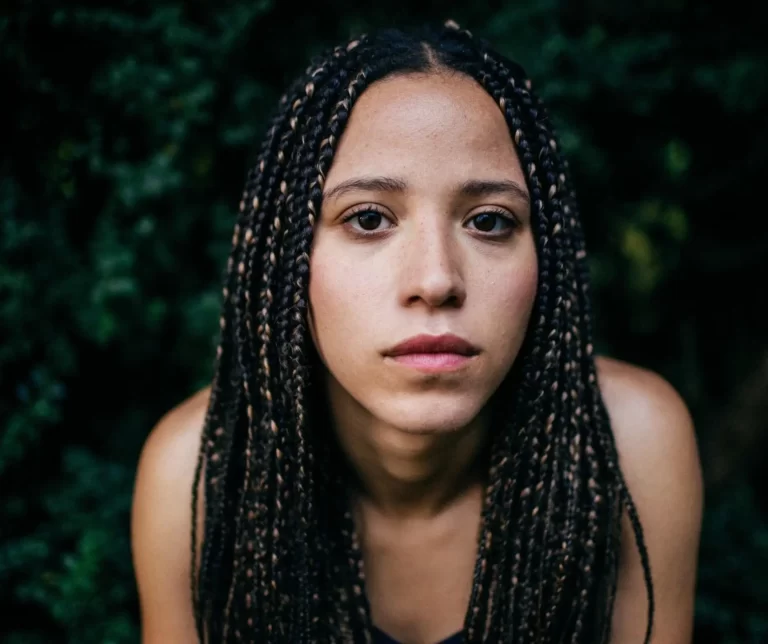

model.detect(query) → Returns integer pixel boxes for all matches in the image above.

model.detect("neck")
[325,383,491,520]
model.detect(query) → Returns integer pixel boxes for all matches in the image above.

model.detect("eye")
[341,205,394,236]
[466,210,518,236]
[340,206,519,238]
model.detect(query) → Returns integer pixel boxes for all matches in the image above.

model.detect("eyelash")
[340,205,519,239]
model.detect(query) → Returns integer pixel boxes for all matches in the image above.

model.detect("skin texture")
[131,71,704,644]
[303,73,537,639]
[307,72,537,517]
[131,359,703,643]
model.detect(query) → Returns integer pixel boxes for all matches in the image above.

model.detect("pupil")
[359,212,381,230]
[475,213,495,231]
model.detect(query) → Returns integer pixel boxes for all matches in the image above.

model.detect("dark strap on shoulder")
[372,625,463,644]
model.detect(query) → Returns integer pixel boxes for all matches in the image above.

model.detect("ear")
[305,301,329,381]
[305,299,324,361]
[305,253,327,369]
[306,300,316,345]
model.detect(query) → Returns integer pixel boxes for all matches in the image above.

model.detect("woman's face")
[307,71,538,435]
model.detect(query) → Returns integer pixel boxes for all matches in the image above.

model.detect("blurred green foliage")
[2,1,767,642]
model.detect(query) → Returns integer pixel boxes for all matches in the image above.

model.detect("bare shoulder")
[594,355,702,493]
[130,385,212,643]
[137,385,212,472]
[132,385,212,535]
[594,354,703,531]
[594,355,703,643]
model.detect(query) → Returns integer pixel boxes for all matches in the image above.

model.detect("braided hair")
[191,20,654,644]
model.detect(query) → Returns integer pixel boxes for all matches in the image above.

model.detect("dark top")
[372,626,463,644]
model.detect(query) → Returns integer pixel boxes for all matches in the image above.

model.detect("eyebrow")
[322,175,530,206]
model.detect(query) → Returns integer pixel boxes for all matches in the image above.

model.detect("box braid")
[191,20,655,644]
[508,53,652,643]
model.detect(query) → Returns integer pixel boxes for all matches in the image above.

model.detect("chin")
[373,396,485,435]
[391,423,465,436]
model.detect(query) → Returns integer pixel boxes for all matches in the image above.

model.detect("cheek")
[482,246,539,351]
[508,255,539,315]
[307,247,385,362]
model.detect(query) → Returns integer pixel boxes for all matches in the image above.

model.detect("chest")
[360,510,481,644]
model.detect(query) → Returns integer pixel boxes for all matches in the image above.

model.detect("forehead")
[326,72,523,183]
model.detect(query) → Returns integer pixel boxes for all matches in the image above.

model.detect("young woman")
[131,21,703,644]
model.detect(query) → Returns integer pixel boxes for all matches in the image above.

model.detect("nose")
[397,219,466,309]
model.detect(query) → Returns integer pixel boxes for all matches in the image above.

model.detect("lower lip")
[386,352,477,372]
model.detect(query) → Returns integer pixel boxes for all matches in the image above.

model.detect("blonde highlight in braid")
[192,21,654,644]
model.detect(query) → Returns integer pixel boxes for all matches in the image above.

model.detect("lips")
[384,333,480,357]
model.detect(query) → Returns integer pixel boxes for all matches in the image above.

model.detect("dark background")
[2,1,767,642]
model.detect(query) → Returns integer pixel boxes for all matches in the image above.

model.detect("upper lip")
[384,333,480,357]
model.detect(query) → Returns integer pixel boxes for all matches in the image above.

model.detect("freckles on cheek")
[490,262,539,332]
[309,259,337,328]
[310,256,366,332]
[519,262,539,306]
